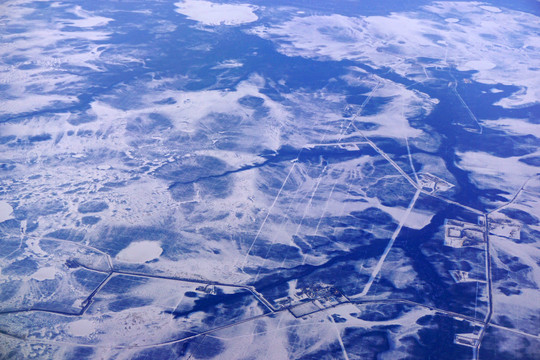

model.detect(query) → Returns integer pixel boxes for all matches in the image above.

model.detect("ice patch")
[31,266,57,281]
[458,60,496,71]
[457,151,538,198]
[479,5,502,13]
[379,202,434,230]
[481,118,540,136]
[174,0,258,26]
[116,241,163,263]
[67,319,95,337]
[66,5,113,28]
[0,201,14,223]
[212,60,244,69]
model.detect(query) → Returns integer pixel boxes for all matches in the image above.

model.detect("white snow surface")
[457,151,539,200]
[212,59,244,69]
[481,118,540,137]
[0,201,14,223]
[30,267,57,281]
[115,241,163,263]
[458,60,496,71]
[67,319,95,337]
[175,0,258,26]
[250,1,540,108]
[479,5,502,13]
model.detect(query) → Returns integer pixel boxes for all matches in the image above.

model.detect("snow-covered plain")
[0,0,539,358]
